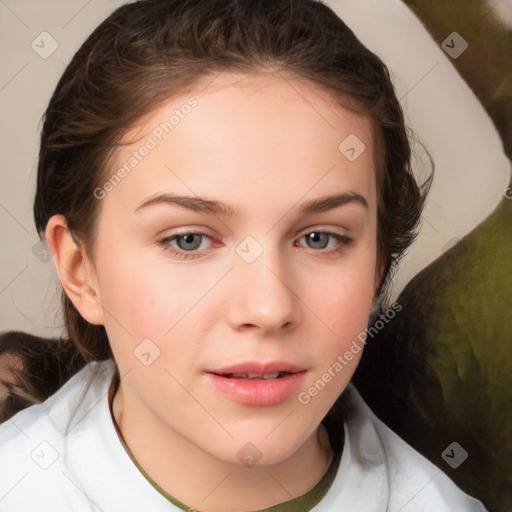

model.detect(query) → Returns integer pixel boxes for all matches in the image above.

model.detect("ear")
[45,215,104,325]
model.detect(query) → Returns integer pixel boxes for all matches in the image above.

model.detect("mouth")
[205,362,307,406]
[207,361,306,377]
[213,371,295,380]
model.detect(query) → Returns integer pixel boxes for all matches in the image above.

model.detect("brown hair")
[4,0,431,425]
[0,331,85,422]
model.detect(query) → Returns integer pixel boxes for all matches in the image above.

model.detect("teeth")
[230,372,281,379]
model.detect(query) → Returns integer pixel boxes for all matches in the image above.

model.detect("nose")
[226,241,302,335]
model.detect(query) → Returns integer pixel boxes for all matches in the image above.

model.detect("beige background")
[0,0,510,337]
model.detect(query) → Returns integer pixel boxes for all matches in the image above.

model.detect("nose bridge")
[228,234,300,332]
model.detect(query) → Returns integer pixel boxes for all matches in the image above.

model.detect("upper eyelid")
[161,226,349,238]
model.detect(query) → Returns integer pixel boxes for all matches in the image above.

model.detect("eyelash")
[158,230,352,260]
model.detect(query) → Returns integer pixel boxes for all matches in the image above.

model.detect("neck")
[111,382,335,512]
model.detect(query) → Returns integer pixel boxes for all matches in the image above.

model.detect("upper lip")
[207,361,306,375]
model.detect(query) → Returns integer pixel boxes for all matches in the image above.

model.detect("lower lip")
[206,371,307,406]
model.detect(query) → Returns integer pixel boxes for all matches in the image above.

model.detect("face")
[82,72,380,466]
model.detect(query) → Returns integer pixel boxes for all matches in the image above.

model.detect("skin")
[47,71,383,511]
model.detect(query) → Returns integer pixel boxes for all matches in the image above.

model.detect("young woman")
[0,1,487,510]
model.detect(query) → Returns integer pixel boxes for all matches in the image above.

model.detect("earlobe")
[45,215,104,325]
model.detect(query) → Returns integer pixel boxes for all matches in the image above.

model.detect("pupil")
[308,232,327,249]
[178,234,201,250]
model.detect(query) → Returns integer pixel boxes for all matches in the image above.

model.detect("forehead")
[120,70,376,156]
[103,71,378,218]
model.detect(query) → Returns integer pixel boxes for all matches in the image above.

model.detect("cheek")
[318,250,377,336]
[96,242,169,321]
[109,276,183,340]
[95,251,214,371]
[322,276,374,352]
[302,260,375,401]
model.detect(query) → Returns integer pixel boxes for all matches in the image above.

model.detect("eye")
[158,230,352,260]
[297,231,352,255]
[159,232,214,260]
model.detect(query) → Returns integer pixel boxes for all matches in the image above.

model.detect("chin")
[222,426,314,467]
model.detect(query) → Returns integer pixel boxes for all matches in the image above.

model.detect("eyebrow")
[135,191,368,217]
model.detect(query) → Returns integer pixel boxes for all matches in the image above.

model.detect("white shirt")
[0,361,486,511]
